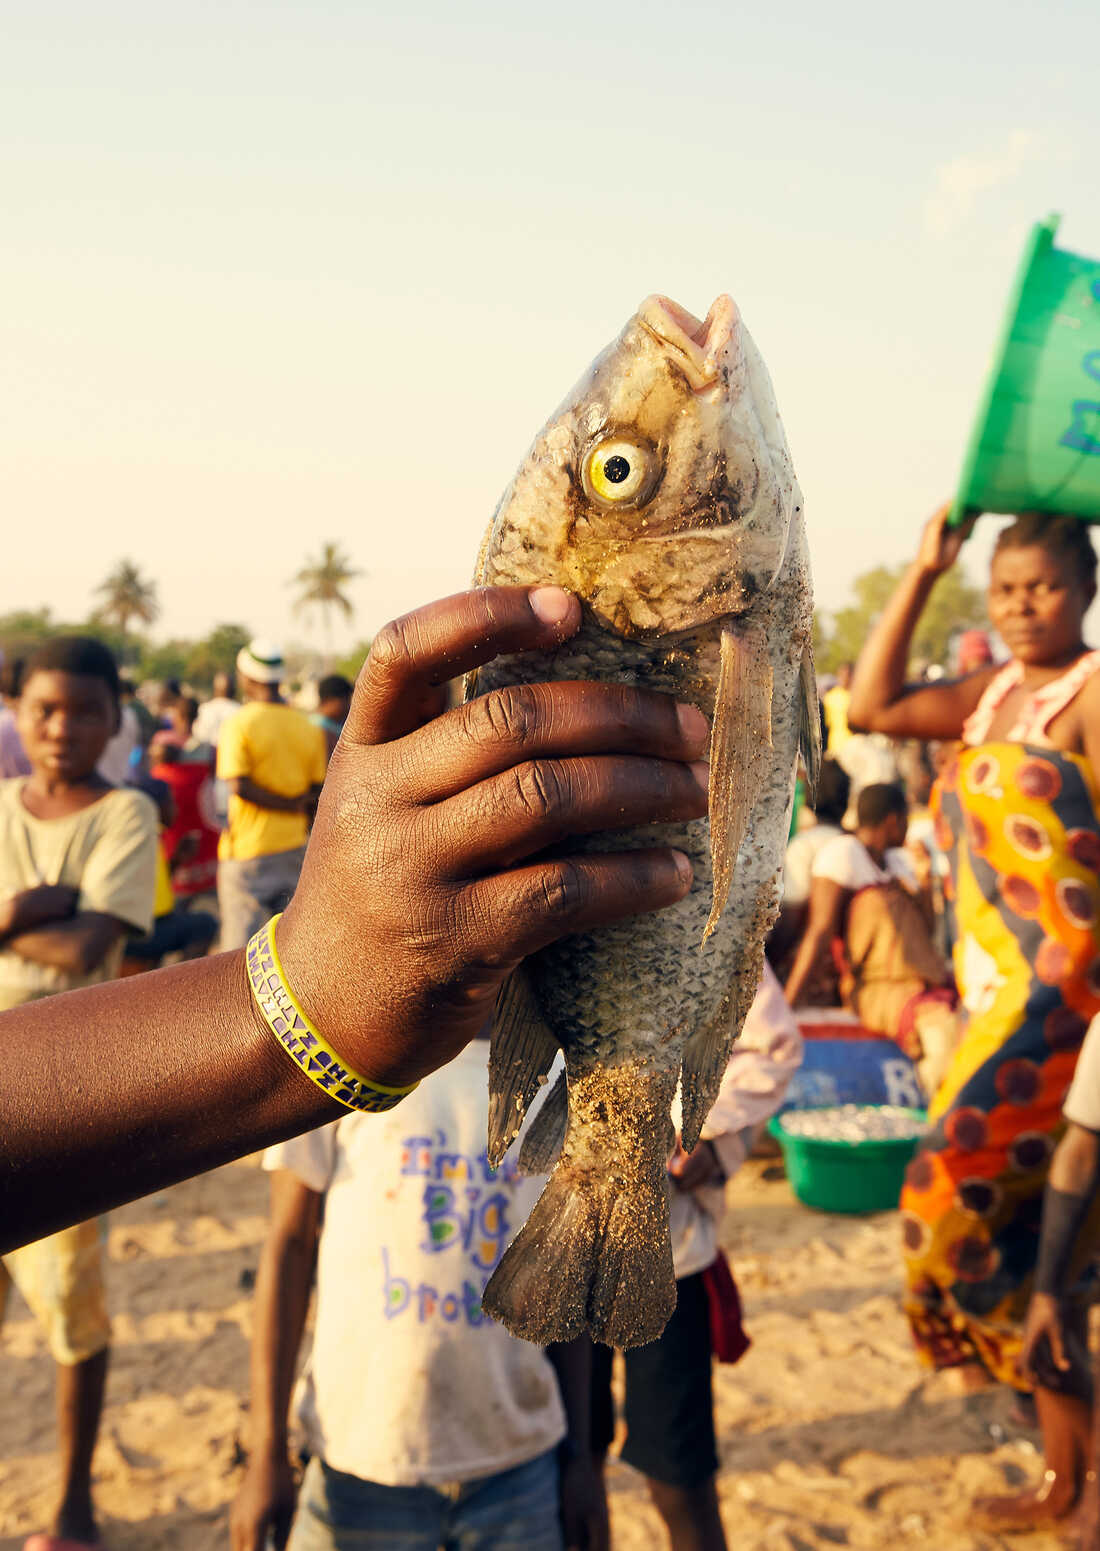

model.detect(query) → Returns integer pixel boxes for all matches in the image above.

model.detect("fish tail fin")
[482,1064,677,1349]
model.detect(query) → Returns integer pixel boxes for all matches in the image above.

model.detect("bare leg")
[647,1476,728,1551]
[54,1346,108,1542]
[1068,1327,1100,1551]
[971,1385,1090,1531]
[940,1360,997,1396]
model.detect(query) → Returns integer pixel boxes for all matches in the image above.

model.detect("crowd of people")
[2,501,1100,1550]
[0,639,357,1550]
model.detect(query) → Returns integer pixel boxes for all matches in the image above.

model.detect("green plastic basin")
[768,1108,927,1215]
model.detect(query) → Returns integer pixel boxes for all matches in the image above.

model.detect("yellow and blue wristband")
[246,914,417,1114]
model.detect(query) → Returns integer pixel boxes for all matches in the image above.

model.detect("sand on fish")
[0,1156,1069,1551]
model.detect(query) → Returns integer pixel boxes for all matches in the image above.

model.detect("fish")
[469,294,819,1348]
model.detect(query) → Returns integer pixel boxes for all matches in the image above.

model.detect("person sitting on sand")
[0,637,158,1551]
[783,784,950,1018]
[231,1020,607,1551]
[768,757,850,996]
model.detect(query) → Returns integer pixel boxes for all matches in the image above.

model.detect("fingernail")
[690,760,710,794]
[677,702,709,743]
[529,587,576,626]
[672,849,693,885]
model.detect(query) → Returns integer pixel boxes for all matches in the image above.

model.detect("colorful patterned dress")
[902,654,1100,1385]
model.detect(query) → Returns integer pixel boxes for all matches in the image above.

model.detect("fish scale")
[470,293,819,1347]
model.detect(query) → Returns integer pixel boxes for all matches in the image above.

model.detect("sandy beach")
[0,1156,1071,1551]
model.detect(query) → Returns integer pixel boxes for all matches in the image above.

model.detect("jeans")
[217,846,307,950]
[288,1450,564,1551]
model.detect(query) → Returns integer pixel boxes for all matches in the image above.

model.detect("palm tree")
[291,542,361,656]
[94,560,159,639]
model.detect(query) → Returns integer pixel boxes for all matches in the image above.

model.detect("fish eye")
[583,438,656,507]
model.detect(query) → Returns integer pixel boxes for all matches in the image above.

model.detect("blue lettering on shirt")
[381,1127,525,1323]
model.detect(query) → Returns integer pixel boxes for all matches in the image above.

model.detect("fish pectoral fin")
[487,968,560,1167]
[679,984,752,1152]
[704,620,773,943]
[798,640,822,803]
[518,1068,568,1174]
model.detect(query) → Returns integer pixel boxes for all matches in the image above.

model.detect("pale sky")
[3,0,1099,651]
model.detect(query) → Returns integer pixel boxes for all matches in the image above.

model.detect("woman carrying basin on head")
[849,502,1100,1534]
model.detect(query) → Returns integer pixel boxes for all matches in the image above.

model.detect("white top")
[670,963,803,1278]
[834,732,899,803]
[263,1041,565,1488]
[96,703,141,786]
[783,822,843,906]
[961,650,1100,746]
[811,832,917,893]
[1064,1013,1100,1132]
[192,695,241,748]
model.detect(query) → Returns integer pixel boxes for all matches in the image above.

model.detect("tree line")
[0,543,370,690]
[814,562,986,674]
[1,547,987,691]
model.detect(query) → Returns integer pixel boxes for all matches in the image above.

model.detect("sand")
[0,1156,1071,1551]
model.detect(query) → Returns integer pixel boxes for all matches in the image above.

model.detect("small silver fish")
[471,294,819,1347]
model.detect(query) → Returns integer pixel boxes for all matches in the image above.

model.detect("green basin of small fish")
[471,294,819,1348]
[777,1105,929,1143]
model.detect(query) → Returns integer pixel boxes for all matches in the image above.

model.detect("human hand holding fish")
[0,582,720,1254]
[274,582,712,1093]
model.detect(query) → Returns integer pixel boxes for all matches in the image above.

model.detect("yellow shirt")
[217,702,327,862]
[153,840,176,918]
[823,684,853,754]
[0,781,158,1010]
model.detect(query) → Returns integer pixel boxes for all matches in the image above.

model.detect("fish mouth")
[638,294,739,392]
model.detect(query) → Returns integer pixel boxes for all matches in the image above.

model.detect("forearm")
[5,917,118,974]
[1034,1126,1100,1295]
[249,1232,317,1455]
[0,951,338,1252]
[233,778,304,813]
[0,889,78,947]
[783,928,831,1008]
[5,927,82,970]
[848,563,937,728]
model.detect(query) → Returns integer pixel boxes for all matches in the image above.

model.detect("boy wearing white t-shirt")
[590,965,802,1551]
[784,783,949,1001]
[231,1033,606,1551]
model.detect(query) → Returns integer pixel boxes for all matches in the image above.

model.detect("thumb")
[1051,1321,1069,1372]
